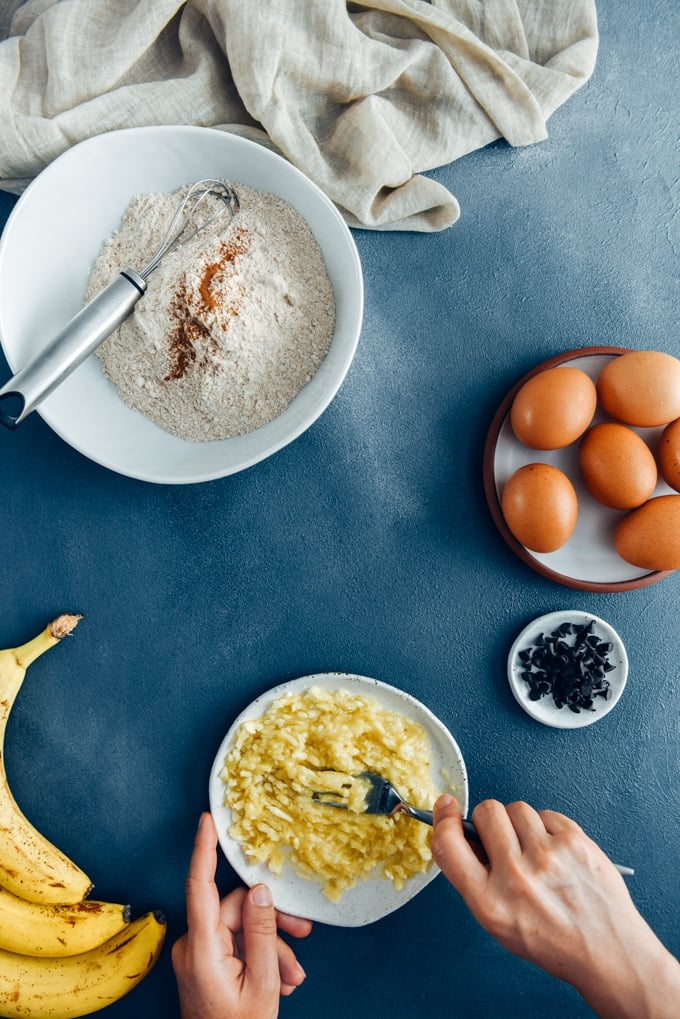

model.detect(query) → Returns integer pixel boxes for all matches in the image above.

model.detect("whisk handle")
[0,269,146,429]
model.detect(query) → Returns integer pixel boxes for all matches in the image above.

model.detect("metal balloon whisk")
[0,179,240,429]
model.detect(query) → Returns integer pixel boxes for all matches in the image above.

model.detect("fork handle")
[397,805,483,844]
[397,804,489,861]
[404,807,633,876]
[398,804,434,825]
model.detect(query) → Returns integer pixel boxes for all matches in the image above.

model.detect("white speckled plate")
[208,673,468,926]
[507,611,628,729]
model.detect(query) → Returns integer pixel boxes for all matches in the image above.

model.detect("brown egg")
[578,423,657,509]
[614,495,680,571]
[658,417,680,492]
[597,351,680,426]
[510,367,597,450]
[501,463,578,553]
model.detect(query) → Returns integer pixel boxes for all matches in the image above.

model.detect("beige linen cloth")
[0,0,597,231]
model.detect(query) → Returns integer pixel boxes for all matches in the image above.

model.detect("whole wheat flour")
[88,184,335,441]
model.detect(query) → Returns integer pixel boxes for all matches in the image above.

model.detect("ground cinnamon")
[198,229,248,313]
[164,299,205,381]
[165,228,249,381]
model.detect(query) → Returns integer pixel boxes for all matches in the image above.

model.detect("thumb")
[431,795,487,899]
[242,884,280,995]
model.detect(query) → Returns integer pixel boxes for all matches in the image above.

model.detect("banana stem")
[13,615,82,670]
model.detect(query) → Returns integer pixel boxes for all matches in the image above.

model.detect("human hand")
[172,812,312,1019]
[431,795,680,1019]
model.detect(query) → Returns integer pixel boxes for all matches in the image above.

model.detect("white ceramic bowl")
[0,127,363,483]
[209,673,469,926]
[507,611,628,729]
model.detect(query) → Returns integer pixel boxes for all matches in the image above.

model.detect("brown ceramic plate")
[483,346,673,592]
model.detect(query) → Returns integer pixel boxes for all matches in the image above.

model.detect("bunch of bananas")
[0,615,166,1018]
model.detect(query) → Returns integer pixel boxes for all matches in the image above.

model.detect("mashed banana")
[220,686,443,903]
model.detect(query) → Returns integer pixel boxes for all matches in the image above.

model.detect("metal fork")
[312,770,483,852]
[311,770,634,876]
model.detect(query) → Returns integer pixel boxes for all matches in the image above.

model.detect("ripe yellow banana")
[0,615,93,903]
[0,909,166,1018]
[0,884,130,956]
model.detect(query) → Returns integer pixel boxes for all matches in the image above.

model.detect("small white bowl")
[0,126,363,483]
[209,672,468,926]
[507,611,628,729]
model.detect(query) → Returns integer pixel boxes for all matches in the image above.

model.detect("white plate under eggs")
[208,672,469,926]
[484,346,676,592]
[0,126,363,484]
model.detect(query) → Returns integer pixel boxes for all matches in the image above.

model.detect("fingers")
[182,818,309,1004]
[275,910,313,939]
[538,809,622,878]
[538,808,584,836]
[273,928,307,992]
[505,800,552,852]
[471,799,522,869]
[219,885,309,993]
[219,885,248,933]
[241,884,282,995]
[185,812,222,938]
[220,889,312,940]
[431,794,488,899]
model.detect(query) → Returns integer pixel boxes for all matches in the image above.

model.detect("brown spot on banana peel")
[0,614,94,906]
[107,932,137,954]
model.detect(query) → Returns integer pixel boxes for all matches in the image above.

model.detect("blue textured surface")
[0,3,678,1017]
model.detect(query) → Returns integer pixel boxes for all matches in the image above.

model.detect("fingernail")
[435,794,455,810]
[197,812,207,830]
[251,884,272,906]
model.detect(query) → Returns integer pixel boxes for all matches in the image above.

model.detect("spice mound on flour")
[88,184,335,441]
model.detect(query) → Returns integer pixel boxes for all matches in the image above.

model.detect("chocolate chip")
[517,619,614,712]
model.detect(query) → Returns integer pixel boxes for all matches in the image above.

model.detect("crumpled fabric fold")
[0,0,598,231]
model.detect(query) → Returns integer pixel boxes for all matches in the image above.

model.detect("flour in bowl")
[88,184,335,441]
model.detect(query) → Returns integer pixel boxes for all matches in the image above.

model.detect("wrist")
[573,925,680,1019]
